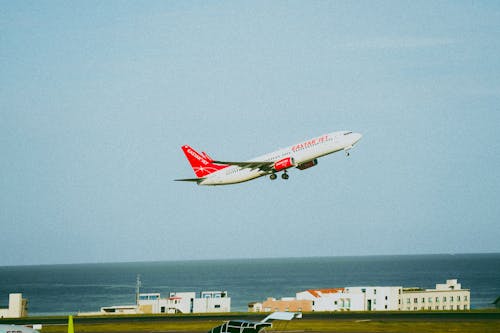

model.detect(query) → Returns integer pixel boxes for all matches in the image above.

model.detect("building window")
[374,289,377,295]
[428,297,432,303]
[385,296,388,300]
[458,296,461,301]
[214,305,221,309]
[436,297,439,303]
[414,298,418,304]
[406,298,410,304]
[422,298,425,303]
[443,297,447,302]
[385,305,387,309]
[450,296,454,302]
[435,306,439,310]
[464,296,468,301]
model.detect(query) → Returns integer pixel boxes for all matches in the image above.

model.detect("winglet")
[68,315,74,333]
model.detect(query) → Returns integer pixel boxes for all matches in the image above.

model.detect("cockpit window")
[344,132,352,135]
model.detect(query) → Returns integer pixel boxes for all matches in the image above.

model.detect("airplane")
[208,312,301,333]
[176,130,362,185]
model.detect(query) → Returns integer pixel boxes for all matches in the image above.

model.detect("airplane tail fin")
[181,145,228,178]
[68,315,74,333]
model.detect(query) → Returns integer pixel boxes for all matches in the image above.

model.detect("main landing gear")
[269,171,289,180]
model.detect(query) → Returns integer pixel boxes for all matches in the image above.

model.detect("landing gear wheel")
[270,173,277,180]
[281,173,289,180]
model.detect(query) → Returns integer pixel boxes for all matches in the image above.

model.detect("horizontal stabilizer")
[175,178,203,183]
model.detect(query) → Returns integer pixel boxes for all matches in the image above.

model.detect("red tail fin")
[181,145,228,178]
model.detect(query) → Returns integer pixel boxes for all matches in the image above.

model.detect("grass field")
[35,311,500,333]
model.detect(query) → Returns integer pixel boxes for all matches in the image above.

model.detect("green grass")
[39,318,500,333]
[273,320,500,333]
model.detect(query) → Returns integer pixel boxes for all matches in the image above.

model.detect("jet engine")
[273,157,295,172]
[296,159,318,170]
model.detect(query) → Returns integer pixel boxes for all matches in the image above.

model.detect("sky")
[1,1,499,266]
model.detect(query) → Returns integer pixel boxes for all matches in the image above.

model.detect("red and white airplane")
[176,131,362,186]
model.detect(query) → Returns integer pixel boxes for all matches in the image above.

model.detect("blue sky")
[1,1,499,266]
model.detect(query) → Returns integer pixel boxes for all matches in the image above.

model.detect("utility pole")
[136,274,141,306]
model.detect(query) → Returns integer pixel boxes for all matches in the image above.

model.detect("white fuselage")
[199,131,362,185]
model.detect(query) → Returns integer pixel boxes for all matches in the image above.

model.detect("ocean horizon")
[1,253,499,316]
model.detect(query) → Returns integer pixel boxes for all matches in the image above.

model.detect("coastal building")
[249,279,469,312]
[247,302,263,312]
[100,305,138,315]
[159,291,231,314]
[400,279,470,311]
[0,293,28,318]
[259,297,313,312]
[343,286,402,311]
[100,291,231,315]
[296,288,365,311]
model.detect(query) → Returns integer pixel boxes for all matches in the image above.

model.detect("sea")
[0,254,499,316]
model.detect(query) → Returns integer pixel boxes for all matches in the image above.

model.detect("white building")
[344,286,402,311]
[99,305,139,315]
[296,288,365,311]
[98,291,230,315]
[194,291,231,313]
[253,279,468,313]
[0,294,28,318]
[400,279,470,311]
[136,291,230,314]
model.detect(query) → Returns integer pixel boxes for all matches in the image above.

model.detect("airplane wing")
[212,160,275,172]
[261,311,302,323]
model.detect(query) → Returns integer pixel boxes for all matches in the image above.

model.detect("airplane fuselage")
[198,131,361,185]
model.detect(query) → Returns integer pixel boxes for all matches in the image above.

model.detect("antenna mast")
[135,274,141,305]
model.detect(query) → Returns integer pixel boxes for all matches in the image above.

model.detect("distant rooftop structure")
[305,288,345,297]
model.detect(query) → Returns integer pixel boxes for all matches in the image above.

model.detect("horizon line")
[2,251,499,268]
